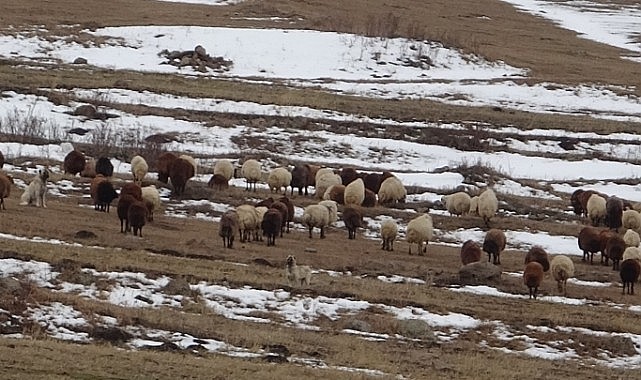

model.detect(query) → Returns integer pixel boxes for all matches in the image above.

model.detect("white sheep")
[441,192,471,216]
[315,167,335,184]
[550,255,574,296]
[380,219,398,251]
[378,176,406,205]
[213,159,234,181]
[302,200,337,238]
[141,185,161,221]
[267,167,292,194]
[254,206,269,241]
[623,246,641,262]
[285,255,311,287]
[344,177,365,206]
[241,159,262,192]
[20,168,50,208]
[179,154,198,177]
[130,155,148,185]
[624,229,640,248]
[236,204,261,242]
[315,171,341,199]
[478,188,498,226]
[587,194,607,226]
[622,209,641,232]
[406,213,433,256]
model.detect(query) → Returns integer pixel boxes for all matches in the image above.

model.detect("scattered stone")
[159,45,233,73]
[458,261,502,285]
[135,295,153,304]
[68,127,91,136]
[73,57,88,64]
[73,104,97,118]
[304,248,317,253]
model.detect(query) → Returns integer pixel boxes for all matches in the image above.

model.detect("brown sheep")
[90,175,107,210]
[605,196,624,232]
[120,182,142,201]
[156,152,178,183]
[81,158,96,178]
[63,150,86,176]
[219,210,239,249]
[270,201,289,237]
[604,233,625,271]
[261,209,282,246]
[290,165,311,196]
[208,174,229,191]
[362,188,377,207]
[363,173,383,194]
[324,184,345,205]
[620,259,641,295]
[0,150,4,168]
[96,181,118,213]
[304,164,321,187]
[256,197,274,208]
[524,246,550,272]
[483,229,506,265]
[96,157,114,177]
[578,226,604,264]
[523,261,544,299]
[460,240,482,265]
[0,172,13,210]
[277,196,294,233]
[169,157,195,196]
[577,190,606,218]
[570,189,584,216]
[117,194,137,233]
[340,167,360,186]
[128,200,148,237]
[342,205,363,240]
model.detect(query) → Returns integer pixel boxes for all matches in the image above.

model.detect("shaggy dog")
[20,168,50,208]
[285,255,312,287]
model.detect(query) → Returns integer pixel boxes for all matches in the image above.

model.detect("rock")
[345,319,371,333]
[397,319,437,342]
[162,277,192,296]
[459,261,502,285]
[68,127,90,136]
[253,258,273,267]
[194,45,207,57]
[73,104,97,118]
[73,57,87,64]
[74,230,97,239]
[91,326,133,343]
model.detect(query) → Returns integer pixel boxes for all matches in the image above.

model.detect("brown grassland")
[1,0,641,379]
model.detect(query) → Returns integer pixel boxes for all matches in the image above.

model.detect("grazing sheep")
[156,152,178,183]
[524,245,550,272]
[117,194,137,233]
[302,200,337,238]
[315,171,342,199]
[130,155,148,185]
[323,184,345,204]
[240,159,262,192]
[604,233,626,271]
[318,200,338,224]
[256,197,275,208]
[460,240,482,265]
[623,246,641,262]
[620,259,641,295]
[213,159,234,181]
[169,157,195,196]
[20,168,50,208]
[577,190,605,218]
[90,174,107,210]
[605,196,624,231]
[267,167,292,194]
[468,196,479,216]
[483,228,506,265]
[622,209,641,232]
[63,150,85,176]
[550,255,574,296]
[290,165,311,196]
[305,164,321,187]
[95,157,114,177]
[478,188,498,227]
[362,189,377,207]
[380,219,398,251]
[363,172,383,194]
[570,189,585,216]
[441,192,472,217]
[277,196,295,233]
[208,174,229,191]
[179,154,198,177]
[406,214,433,256]
[340,167,360,186]
[120,182,142,201]
[270,201,289,237]
[81,158,96,178]
[128,200,148,237]
[344,178,365,206]
[587,194,607,226]
[578,226,603,264]
[378,176,406,205]
[314,167,335,183]
[236,204,260,242]
[0,172,13,210]
[262,208,283,246]
[219,210,239,249]
[342,205,363,240]
[96,181,118,213]
[141,185,161,221]
[285,255,311,287]
[523,261,544,299]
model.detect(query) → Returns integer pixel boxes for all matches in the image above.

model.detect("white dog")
[20,168,50,208]
[285,255,312,287]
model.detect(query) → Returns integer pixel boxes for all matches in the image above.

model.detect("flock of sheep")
[2,148,639,297]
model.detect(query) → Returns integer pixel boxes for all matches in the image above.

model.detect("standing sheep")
[120,182,142,201]
[63,150,86,176]
[406,213,433,256]
[290,165,311,196]
[577,190,603,218]
[362,189,377,207]
[340,167,360,186]
[96,181,118,213]
[141,185,162,221]
[315,171,341,199]
[262,208,283,246]
[96,157,114,177]
[208,174,229,191]
[90,174,107,210]
[323,184,346,205]
[0,172,13,210]
[605,196,624,231]
[570,189,585,216]
[441,192,471,217]
[578,226,603,264]
[344,178,365,206]
[622,209,641,232]
[213,159,234,181]
[524,246,550,272]
[267,167,292,195]
[236,204,260,242]
[587,194,607,227]
[342,205,363,240]
[550,255,575,296]
[460,240,482,265]
[302,200,337,239]
[156,152,178,183]
[240,159,262,192]
[277,196,295,233]
[128,200,148,237]
[623,246,641,262]
[169,157,195,196]
[483,228,506,265]
[130,155,148,185]
[270,201,289,237]
[620,259,641,295]
[363,172,383,194]
[219,210,239,249]
[604,233,626,271]
[468,196,479,216]
[523,261,544,299]
[117,194,137,233]
[318,200,338,225]
[380,219,397,251]
[179,154,198,177]
[378,176,406,206]
[478,188,498,227]
[624,229,640,248]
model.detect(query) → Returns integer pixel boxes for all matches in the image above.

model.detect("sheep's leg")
[308,227,313,238]
[42,193,46,208]
[320,226,325,239]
